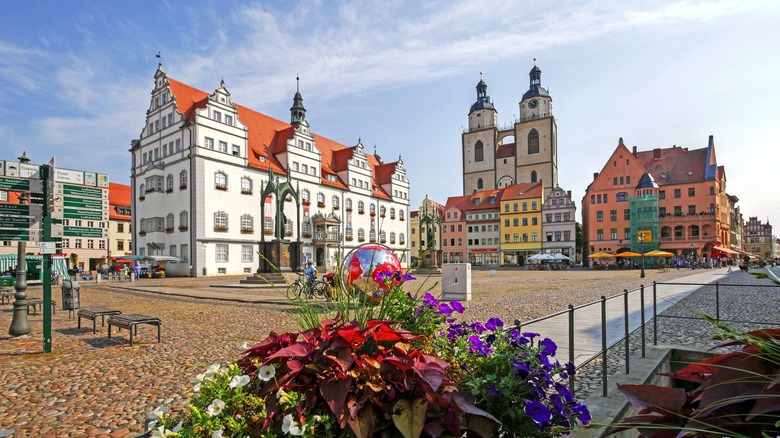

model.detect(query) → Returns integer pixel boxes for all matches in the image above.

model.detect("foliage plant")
[422,294,591,437]
[611,319,780,437]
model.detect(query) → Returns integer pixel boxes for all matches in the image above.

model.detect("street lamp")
[690,243,697,270]
[638,232,646,279]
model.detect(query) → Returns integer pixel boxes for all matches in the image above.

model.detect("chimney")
[632,145,637,157]
[653,148,661,159]
[593,172,599,180]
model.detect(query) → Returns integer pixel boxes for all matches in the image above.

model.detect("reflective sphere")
[340,243,402,295]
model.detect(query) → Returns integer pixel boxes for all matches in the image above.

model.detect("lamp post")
[638,232,646,279]
[9,193,31,336]
[691,243,697,270]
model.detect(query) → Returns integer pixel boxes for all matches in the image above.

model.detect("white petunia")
[258,364,276,381]
[241,341,252,349]
[193,382,201,392]
[229,374,251,389]
[281,413,304,435]
[150,425,174,437]
[204,363,223,377]
[173,421,183,432]
[193,373,206,383]
[207,398,226,417]
[152,405,169,419]
[212,429,224,438]
[146,420,157,432]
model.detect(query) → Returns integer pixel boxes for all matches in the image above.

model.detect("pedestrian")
[134,262,141,280]
[727,258,733,273]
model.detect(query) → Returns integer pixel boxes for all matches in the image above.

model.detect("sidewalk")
[522,267,731,367]
[103,280,294,304]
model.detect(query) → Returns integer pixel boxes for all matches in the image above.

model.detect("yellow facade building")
[499,181,544,265]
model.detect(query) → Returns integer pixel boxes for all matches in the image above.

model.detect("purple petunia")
[487,382,504,398]
[512,359,532,379]
[522,331,540,340]
[468,321,486,334]
[450,301,465,314]
[422,292,439,308]
[540,338,557,356]
[485,317,504,331]
[437,303,454,315]
[524,400,552,425]
[468,335,493,357]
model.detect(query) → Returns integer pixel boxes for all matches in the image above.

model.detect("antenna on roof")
[533,57,537,66]
[156,52,163,65]
[296,74,300,92]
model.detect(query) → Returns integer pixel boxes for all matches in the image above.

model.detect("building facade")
[409,196,443,267]
[441,195,469,264]
[744,217,773,260]
[582,136,738,263]
[462,65,558,197]
[131,64,410,276]
[499,182,543,265]
[466,189,503,267]
[108,182,132,260]
[541,186,577,259]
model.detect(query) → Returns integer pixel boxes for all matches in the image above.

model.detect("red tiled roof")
[635,146,708,184]
[500,181,543,201]
[167,77,396,198]
[467,188,504,211]
[109,182,131,221]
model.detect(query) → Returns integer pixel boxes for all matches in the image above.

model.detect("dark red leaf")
[451,392,500,424]
[747,379,780,420]
[371,324,403,342]
[324,343,354,373]
[267,342,313,360]
[616,384,687,411]
[320,377,352,419]
[695,354,769,417]
[662,351,746,383]
[339,328,368,345]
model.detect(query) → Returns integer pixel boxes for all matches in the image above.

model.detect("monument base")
[258,240,300,273]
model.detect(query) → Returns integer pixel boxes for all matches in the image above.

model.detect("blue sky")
[2,1,779,225]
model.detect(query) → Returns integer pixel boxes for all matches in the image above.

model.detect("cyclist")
[304,260,318,298]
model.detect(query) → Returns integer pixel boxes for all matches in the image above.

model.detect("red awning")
[712,246,739,255]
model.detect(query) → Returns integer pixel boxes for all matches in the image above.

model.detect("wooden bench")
[108,314,161,346]
[78,308,122,333]
[26,298,57,316]
[0,289,13,305]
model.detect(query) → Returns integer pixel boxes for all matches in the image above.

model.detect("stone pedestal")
[258,240,300,273]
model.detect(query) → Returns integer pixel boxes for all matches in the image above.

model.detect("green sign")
[0,229,30,241]
[29,193,45,205]
[63,197,104,209]
[62,184,104,199]
[0,204,30,215]
[64,226,104,238]
[63,208,104,220]
[0,177,30,191]
[0,216,32,228]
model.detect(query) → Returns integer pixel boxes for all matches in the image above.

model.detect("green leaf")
[392,398,428,438]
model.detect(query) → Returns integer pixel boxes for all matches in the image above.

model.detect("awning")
[712,246,739,255]
[0,254,70,280]
[142,255,181,263]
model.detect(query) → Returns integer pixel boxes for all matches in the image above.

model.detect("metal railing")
[512,280,780,398]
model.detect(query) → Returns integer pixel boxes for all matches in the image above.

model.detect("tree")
[70,253,78,269]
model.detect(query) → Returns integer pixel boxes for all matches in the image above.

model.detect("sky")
[1,0,779,225]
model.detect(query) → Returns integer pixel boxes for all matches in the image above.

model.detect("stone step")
[239,273,287,285]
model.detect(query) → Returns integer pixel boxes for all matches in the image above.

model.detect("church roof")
[496,143,516,158]
[166,77,398,199]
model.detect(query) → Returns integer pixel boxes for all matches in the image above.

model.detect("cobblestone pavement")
[0,267,717,436]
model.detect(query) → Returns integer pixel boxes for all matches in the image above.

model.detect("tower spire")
[290,75,307,126]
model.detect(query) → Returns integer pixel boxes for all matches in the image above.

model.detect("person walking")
[134,262,141,280]
[727,258,733,273]
[304,260,318,298]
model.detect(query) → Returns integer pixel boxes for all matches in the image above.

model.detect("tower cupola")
[470,72,495,113]
[290,76,307,125]
[522,59,550,101]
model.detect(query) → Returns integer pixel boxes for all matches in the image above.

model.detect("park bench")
[26,298,57,316]
[0,288,13,304]
[77,308,122,334]
[108,314,161,347]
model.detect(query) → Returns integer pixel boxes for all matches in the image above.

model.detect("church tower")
[462,73,499,194]
[514,62,558,196]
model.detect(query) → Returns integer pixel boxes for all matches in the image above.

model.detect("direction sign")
[63,208,106,221]
[39,242,57,254]
[62,197,106,209]
[62,184,106,199]
[0,204,42,217]
[63,225,106,238]
[0,216,33,228]
[0,229,29,240]
[0,176,29,191]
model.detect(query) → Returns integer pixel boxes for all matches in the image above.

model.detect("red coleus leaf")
[324,342,355,373]
[661,351,747,384]
[267,342,314,361]
[370,324,403,342]
[713,328,780,349]
[616,384,687,411]
[339,328,368,345]
[694,354,770,417]
[347,405,375,438]
[320,376,353,419]
[747,376,780,420]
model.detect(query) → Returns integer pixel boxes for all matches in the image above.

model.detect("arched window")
[166,174,174,191]
[179,170,188,188]
[380,206,386,217]
[302,220,312,234]
[180,211,188,229]
[358,228,365,241]
[332,195,339,209]
[215,211,228,229]
[390,207,396,218]
[369,204,376,215]
[690,225,700,237]
[399,210,405,221]
[379,231,387,243]
[477,178,484,190]
[474,141,484,162]
[530,171,538,183]
[674,226,684,238]
[345,198,352,211]
[166,213,174,229]
[317,192,325,204]
[660,226,670,238]
[215,171,227,189]
[139,183,145,195]
[241,177,252,194]
[358,201,365,213]
[616,192,629,202]
[390,232,396,243]
[528,129,539,154]
[241,214,254,232]
[302,189,310,202]
[400,232,406,244]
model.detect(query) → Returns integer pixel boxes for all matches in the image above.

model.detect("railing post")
[715,282,720,322]
[514,319,521,332]
[653,281,658,346]
[623,289,630,374]
[640,285,646,358]
[568,304,574,396]
[601,296,608,397]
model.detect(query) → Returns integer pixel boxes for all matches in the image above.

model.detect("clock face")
[528,99,538,109]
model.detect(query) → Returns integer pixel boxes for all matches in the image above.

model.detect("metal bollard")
[653,282,658,346]
[623,289,630,374]
[640,285,646,358]
[568,304,575,396]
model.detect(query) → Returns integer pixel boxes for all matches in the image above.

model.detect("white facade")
[131,65,410,276]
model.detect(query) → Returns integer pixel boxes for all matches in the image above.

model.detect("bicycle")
[288,273,330,300]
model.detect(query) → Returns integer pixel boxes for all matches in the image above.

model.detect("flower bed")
[147,253,591,437]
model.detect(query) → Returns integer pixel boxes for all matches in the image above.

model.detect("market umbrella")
[588,252,614,258]
[615,252,642,257]
[552,253,571,261]
[529,254,554,261]
[644,250,675,257]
